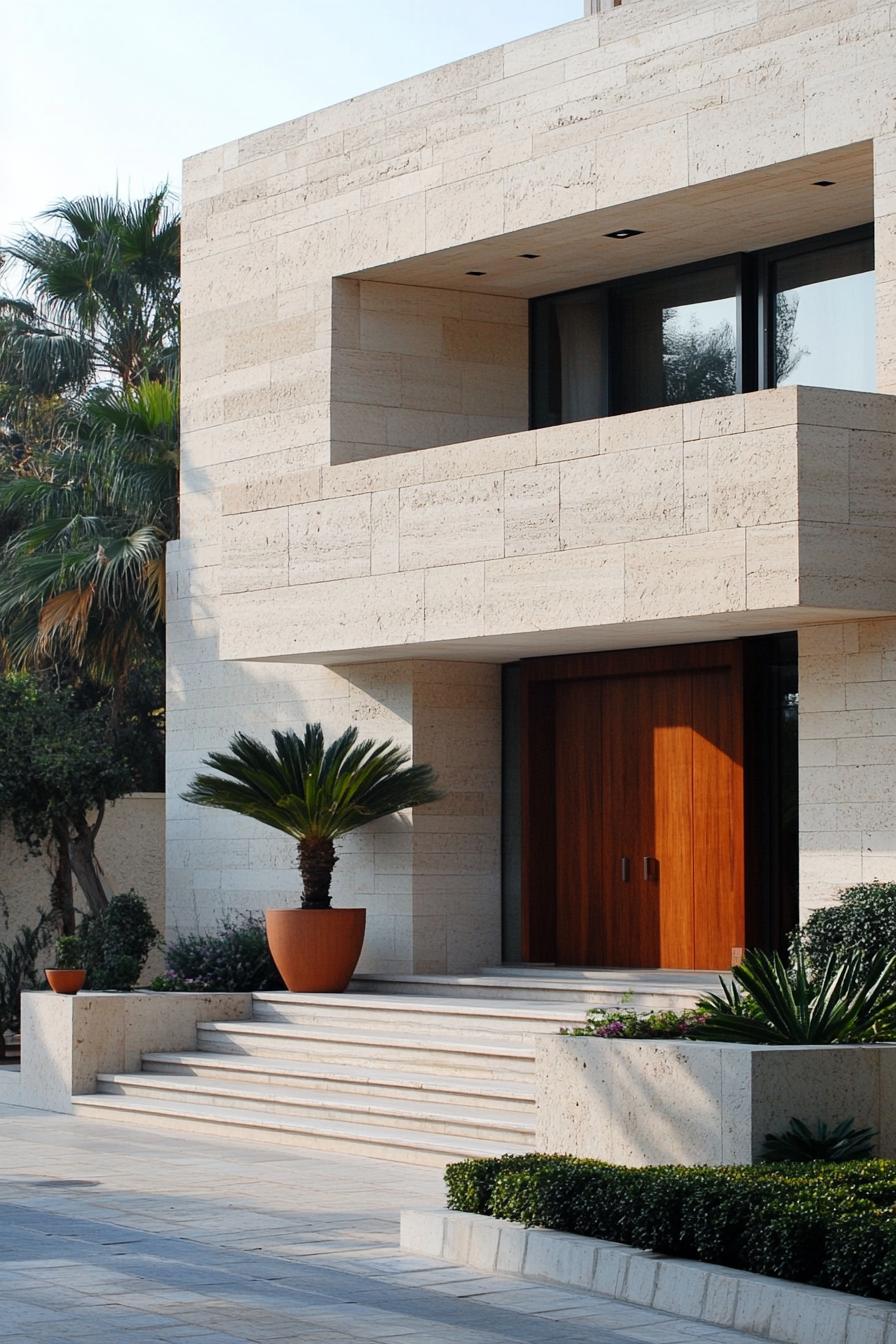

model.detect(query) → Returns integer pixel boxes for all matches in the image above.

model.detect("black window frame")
[529,222,874,429]
[758,223,875,394]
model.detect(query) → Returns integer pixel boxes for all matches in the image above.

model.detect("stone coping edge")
[399,1208,895,1344]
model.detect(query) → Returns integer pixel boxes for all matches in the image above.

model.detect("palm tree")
[182,724,443,908]
[0,189,180,408]
[0,377,177,705]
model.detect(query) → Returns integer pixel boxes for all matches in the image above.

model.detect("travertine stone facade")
[330,280,529,465]
[799,619,896,918]
[216,387,896,663]
[175,0,896,967]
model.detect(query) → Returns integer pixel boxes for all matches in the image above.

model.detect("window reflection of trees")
[660,292,806,405]
[662,308,737,403]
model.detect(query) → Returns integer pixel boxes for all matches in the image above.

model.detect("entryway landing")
[351,965,724,1009]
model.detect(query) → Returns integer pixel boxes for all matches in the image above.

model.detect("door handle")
[643,856,658,881]
[621,856,631,883]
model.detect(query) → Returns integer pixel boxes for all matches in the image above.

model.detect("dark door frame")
[519,639,746,965]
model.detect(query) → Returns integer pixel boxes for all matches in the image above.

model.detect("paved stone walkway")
[0,1101,763,1344]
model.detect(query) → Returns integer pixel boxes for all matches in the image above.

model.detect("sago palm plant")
[182,724,442,908]
[695,946,896,1045]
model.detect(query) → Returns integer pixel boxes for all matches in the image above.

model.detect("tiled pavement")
[0,1101,765,1344]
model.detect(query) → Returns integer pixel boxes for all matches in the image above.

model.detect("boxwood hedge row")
[444,1155,896,1301]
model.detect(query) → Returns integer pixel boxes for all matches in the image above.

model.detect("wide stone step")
[141,1051,534,1112]
[71,1093,534,1166]
[250,991,584,1035]
[95,1072,534,1144]
[196,1020,536,1077]
[351,970,719,1010]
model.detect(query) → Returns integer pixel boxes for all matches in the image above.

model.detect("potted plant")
[182,723,441,992]
[45,935,87,995]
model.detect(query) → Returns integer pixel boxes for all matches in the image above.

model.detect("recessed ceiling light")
[813,179,836,187]
[604,228,643,239]
[466,270,486,276]
[519,253,540,259]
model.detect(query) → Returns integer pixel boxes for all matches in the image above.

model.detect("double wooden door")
[521,643,745,970]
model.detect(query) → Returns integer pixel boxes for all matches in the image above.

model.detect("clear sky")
[2,0,580,244]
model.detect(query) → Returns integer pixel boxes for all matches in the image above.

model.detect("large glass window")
[612,262,738,414]
[529,226,875,428]
[772,235,875,392]
[530,288,607,427]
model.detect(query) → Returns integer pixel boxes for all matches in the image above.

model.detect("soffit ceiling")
[349,144,873,298]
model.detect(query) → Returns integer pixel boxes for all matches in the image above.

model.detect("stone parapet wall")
[535,1034,896,1165]
[215,387,896,663]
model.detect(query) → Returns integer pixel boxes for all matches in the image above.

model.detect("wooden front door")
[522,642,745,970]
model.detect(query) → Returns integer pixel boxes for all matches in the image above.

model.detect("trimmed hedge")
[445,1156,896,1301]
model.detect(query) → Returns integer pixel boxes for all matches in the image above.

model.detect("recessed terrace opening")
[330,144,872,466]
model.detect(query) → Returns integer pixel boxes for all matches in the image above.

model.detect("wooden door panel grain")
[522,642,746,970]
[692,664,745,969]
[554,680,602,965]
[649,672,695,968]
[596,677,644,966]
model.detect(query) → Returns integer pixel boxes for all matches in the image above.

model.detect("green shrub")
[151,912,282,992]
[80,891,158,990]
[444,1153,551,1215]
[791,881,896,976]
[825,1207,892,1298]
[444,1155,896,1299]
[53,935,84,970]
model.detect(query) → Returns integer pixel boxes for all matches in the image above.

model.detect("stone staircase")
[71,970,719,1165]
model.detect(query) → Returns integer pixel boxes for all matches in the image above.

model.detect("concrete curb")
[400,1208,895,1344]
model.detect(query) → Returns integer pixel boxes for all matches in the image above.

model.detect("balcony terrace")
[217,385,896,664]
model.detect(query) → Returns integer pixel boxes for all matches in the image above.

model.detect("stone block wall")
[799,619,896,918]
[215,388,896,663]
[330,280,528,464]
[166,653,499,974]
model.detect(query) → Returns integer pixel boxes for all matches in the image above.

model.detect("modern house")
[170,0,896,981]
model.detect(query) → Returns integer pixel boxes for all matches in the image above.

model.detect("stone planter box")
[535,1036,896,1165]
[18,991,252,1114]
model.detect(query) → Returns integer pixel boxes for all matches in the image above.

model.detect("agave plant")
[695,946,896,1045]
[758,1117,877,1164]
[182,723,442,908]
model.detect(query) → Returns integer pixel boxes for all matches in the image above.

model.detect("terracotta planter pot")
[45,969,86,995]
[265,907,366,992]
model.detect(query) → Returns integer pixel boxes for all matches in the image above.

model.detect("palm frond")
[182,724,443,844]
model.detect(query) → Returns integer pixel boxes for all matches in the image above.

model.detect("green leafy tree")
[0,674,140,927]
[182,723,442,909]
[0,190,176,926]
[0,378,178,702]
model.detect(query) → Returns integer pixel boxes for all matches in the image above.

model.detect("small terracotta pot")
[45,969,86,995]
[265,907,366,993]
